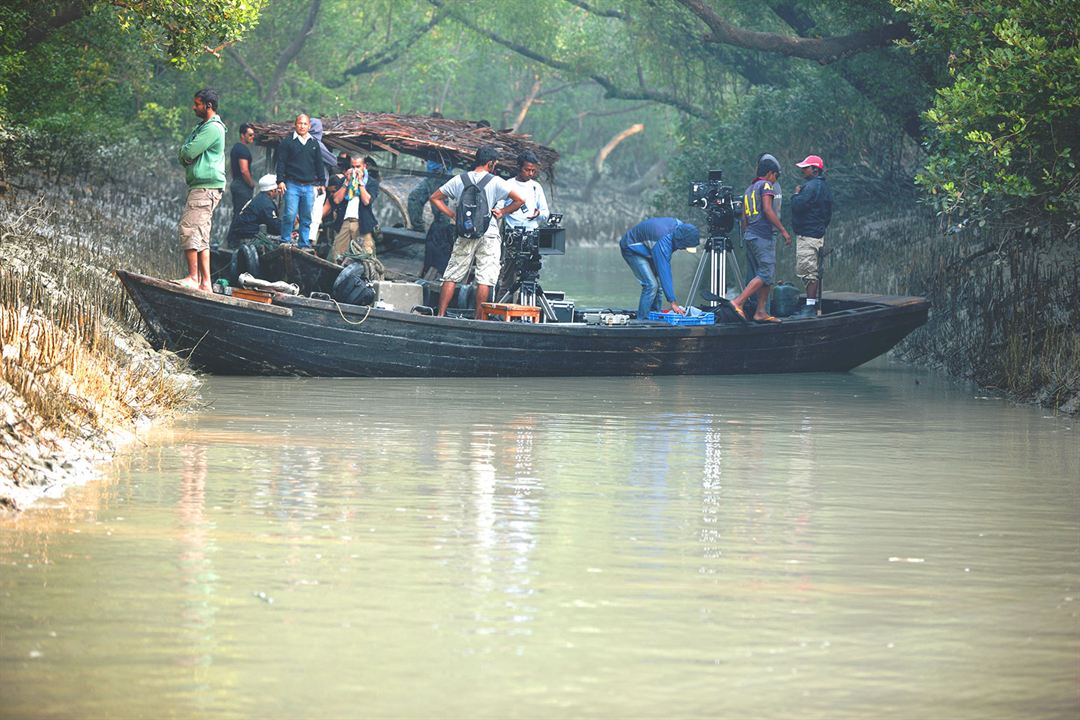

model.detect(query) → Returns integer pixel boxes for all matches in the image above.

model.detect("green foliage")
[133,102,185,142]
[110,0,265,68]
[656,71,916,220]
[895,0,1080,226]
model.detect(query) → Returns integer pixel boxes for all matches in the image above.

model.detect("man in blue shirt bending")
[619,218,701,319]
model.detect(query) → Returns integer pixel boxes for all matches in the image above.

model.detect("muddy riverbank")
[0,189,199,511]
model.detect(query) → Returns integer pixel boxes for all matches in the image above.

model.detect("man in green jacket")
[177,88,226,291]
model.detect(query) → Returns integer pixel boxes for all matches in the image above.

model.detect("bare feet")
[198,282,213,293]
[174,277,199,290]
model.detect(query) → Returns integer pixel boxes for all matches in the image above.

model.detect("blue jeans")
[622,249,662,319]
[281,182,315,247]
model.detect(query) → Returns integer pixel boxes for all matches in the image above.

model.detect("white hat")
[257,174,278,192]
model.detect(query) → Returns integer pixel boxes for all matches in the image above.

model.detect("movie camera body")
[505,213,565,278]
[688,169,743,234]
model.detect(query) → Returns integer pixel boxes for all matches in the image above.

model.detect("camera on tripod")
[688,169,743,234]
[499,214,567,322]
[683,169,746,308]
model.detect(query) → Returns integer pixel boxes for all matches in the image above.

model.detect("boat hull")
[117,270,929,377]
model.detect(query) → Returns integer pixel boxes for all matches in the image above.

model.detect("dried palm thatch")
[248,112,560,179]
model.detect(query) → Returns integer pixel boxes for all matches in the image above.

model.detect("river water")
[2,249,1079,718]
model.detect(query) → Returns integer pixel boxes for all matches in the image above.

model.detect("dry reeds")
[0,197,197,505]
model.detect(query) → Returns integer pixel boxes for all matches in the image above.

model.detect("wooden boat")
[116,269,929,377]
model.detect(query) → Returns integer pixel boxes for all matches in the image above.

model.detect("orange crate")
[231,287,274,304]
[478,302,540,322]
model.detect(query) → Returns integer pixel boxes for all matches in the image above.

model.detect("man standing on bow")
[176,88,226,292]
[789,154,833,318]
[501,150,549,232]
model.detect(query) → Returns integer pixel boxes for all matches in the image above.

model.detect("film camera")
[688,169,743,234]
[683,169,746,308]
[505,213,565,278]
[500,214,565,320]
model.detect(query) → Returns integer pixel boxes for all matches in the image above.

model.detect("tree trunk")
[582,123,645,201]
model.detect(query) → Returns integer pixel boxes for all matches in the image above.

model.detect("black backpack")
[455,172,494,239]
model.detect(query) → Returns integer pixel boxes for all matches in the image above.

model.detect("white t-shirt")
[502,178,549,230]
[345,196,360,219]
[438,171,513,217]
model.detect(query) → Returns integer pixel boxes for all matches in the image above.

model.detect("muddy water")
[1,364,1077,719]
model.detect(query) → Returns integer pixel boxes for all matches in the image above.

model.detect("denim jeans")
[281,182,315,246]
[622,248,662,319]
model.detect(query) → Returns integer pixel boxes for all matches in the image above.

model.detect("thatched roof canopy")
[249,112,559,179]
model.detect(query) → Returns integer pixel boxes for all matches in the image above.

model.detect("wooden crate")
[231,287,274,304]
[478,302,540,322]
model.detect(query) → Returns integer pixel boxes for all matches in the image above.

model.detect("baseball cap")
[795,155,825,170]
[257,174,278,192]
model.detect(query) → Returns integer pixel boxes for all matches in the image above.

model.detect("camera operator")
[501,151,549,231]
[789,154,833,318]
[619,218,701,319]
[730,155,791,323]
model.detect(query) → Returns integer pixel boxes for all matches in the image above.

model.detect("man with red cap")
[790,154,833,318]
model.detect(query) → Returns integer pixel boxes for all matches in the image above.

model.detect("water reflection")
[0,364,1076,718]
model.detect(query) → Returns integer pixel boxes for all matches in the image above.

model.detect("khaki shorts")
[179,188,222,252]
[333,219,376,259]
[796,235,825,282]
[441,227,502,286]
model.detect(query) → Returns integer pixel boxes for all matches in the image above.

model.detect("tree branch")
[327,9,446,87]
[561,0,629,20]
[427,0,709,119]
[17,1,89,51]
[264,0,322,107]
[510,76,543,132]
[583,123,644,200]
[542,102,654,146]
[764,0,922,140]
[676,0,911,64]
[226,47,264,98]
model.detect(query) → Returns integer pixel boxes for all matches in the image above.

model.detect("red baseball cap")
[795,155,824,170]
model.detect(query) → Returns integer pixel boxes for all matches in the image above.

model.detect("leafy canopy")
[895,0,1080,224]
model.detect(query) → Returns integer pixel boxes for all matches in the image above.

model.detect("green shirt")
[178,115,227,189]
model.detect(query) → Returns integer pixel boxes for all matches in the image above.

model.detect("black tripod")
[684,234,745,309]
[497,250,557,321]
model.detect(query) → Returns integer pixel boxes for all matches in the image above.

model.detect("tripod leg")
[727,248,745,292]
[684,245,711,309]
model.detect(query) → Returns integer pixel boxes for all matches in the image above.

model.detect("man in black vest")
[275,113,326,250]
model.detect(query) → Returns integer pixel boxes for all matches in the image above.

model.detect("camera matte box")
[537,226,565,255]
